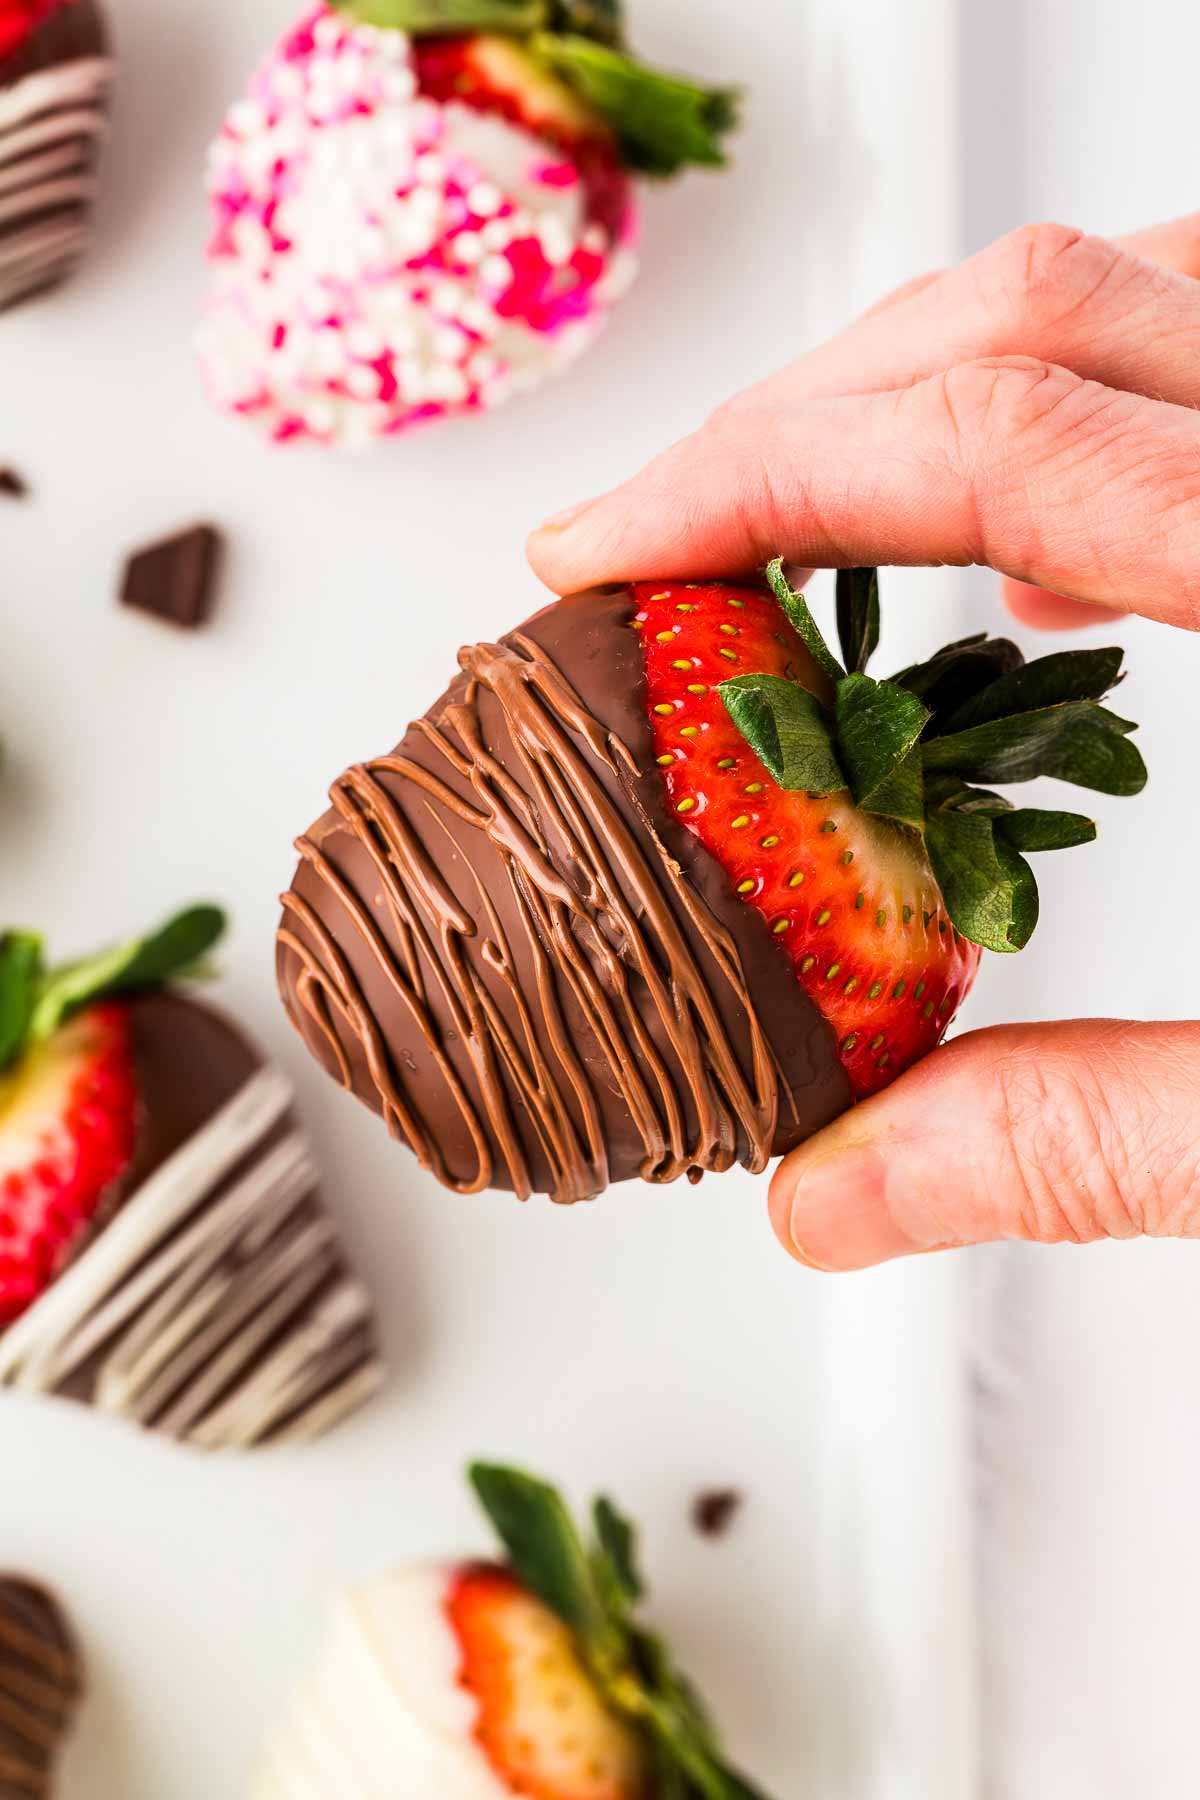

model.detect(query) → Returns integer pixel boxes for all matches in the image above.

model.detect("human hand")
[527,214,1200,1269]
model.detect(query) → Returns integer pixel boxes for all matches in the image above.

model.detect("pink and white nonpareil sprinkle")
[199,7,639,447]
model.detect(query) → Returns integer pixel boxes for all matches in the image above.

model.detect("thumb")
[768,1020,1200,1270]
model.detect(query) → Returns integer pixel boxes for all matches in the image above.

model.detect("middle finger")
[736,220,1200,413]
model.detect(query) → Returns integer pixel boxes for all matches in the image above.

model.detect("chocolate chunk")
[120,525,223,630]
[692,1490,743,1539]
[0,469,27,499]
[0,1576,82,1794]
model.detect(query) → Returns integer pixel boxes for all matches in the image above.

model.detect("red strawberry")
[0,0,71,62]
[635,569,1145,1100]
[0,1003,137,1324]
[447,1563,648,1800]
[0,905,227,1323]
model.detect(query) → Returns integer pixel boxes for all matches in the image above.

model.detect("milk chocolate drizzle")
[281,632,789,1205]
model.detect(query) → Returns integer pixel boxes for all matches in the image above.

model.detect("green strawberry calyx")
[470,1463,773,1800]
[0,904,228,1075]
[328,0,739,176]
[717,562,1147,954]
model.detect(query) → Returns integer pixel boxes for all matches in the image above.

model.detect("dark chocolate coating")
[277,588,849,1202]
[0,1577,81,1798]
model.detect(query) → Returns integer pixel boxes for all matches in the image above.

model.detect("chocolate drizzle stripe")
[282,633,782,1205]
[0,55,110,313]
[0,1068,384,1449]
[0,1583,79,1795]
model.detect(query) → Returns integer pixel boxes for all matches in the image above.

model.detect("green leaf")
[28,905,227,1045]
[718,674,845,794]
[0,932,44,1072]
[637,1684,771,1800]
[764,559,844,684]
[532,34,739,176]
[469,1465,612,1652]
[921,701,1147,795]
[550,0,624,46]
[857,746,925,833]
[469,1466,780,1800]
[331,0,549,30]
[835,674,929,811]
[892,633,1025,716]
[996,809,1097,853]
[937,646,1126,734]
[925,802,1040,952]
[835,567,880,674]
[593,1496,643,1603]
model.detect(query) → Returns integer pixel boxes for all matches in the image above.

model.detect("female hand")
[528,214,1200,1270]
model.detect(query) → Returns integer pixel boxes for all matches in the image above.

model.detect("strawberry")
[464,1465,772,1800]
[636,564,1146,1100]
[0,0,71,63]
[411,33,631,240]
[448,1563,648,1799]
[0,906,226,1325]
[201,3,736,446]
[0,1003,136,1325]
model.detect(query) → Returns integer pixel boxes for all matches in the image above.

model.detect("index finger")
[528,355,1200,632]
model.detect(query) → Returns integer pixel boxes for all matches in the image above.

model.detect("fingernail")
[779,1145,931,1271]
[535,497,596,534]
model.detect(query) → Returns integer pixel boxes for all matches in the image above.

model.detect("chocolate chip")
[120,524,224,629]
[0,467,28,498]
[692,1489,743,1538]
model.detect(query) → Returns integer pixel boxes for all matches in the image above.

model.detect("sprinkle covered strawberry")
[200,1,735,447]
[0,0,72,63]
[638,565,1146,1099]
[0,906,226,1324]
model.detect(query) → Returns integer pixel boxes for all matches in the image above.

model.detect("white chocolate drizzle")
[0,1066,384,1450]
[253,1567,511,1800]
[0,54,112,312]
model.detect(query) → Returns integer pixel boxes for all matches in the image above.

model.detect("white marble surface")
[1,0,975,1794]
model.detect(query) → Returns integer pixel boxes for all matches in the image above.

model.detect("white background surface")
[960,6,1200,1799]
[1,2,979,1796]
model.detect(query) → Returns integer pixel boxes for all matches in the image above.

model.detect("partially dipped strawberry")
[0,907,226,1324]
[640,564,1146,1099]
[201,2,735,446]
[253,1466,771,1799]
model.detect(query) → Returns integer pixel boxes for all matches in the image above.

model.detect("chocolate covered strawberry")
[0,0,112,314]
[0,1574,83,1793]
[0,907,383,1448]
[640,564,1145,1097]
[200,1,735,446]
[278,569,1144,1203]
[254,1464,770,1799]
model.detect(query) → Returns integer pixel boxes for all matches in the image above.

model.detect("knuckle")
[985,221,1122,333]
[993,1048,1139,1244]
[936,354,1077,448]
